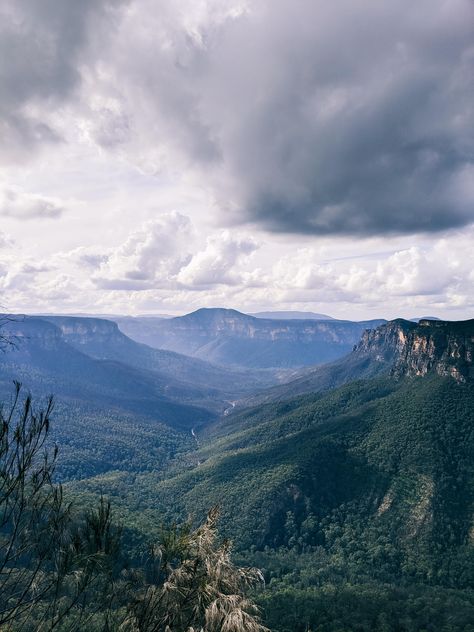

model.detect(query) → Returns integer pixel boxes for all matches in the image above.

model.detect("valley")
[1,310,473,630]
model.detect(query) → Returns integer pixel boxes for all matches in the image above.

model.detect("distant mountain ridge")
[243,317,474,405]
[249,310,334,320]
[116,308,386,369]
[0,315,283,425]
[0,316,214,428]
[45,314,282,398]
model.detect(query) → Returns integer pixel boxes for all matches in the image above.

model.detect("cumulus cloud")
[0,232,14,248]
[88,215,259,291]
[0,185,64,219]
[2,225,473,317]
[268,231,474,311]
[177,230,258,287]
[92,212,193,290]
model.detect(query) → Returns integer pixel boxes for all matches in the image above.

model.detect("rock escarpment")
[355,318,474,382]
[44,316,127,355]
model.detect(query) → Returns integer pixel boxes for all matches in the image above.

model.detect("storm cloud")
[88,0,474,236]
[0,0,124,162]
[1,0,473,238]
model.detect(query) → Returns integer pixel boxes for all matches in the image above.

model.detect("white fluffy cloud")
[177,231,258,288]
[0,212,472,319]
[89,217,260,292]
[0,185,63,219]
[92,212,193,290]
[0,232,14,248]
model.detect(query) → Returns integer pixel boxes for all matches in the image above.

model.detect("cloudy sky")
[1,0,473,319]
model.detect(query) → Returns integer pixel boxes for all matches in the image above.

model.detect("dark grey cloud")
[202,0,474,235]
[0,0,125,162]
[2,0,473,237]
[103,0,473,236]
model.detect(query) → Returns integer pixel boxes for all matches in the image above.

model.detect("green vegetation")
[0,386,268,631]
[68,374,474,630]
[2,316,474,630]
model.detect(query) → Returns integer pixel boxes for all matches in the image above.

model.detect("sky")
[1,0,473,320]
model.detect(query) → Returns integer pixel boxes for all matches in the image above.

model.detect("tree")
[0,383,269,631]
[123,507,269,632]
[0,383,121,631]
[0,382,66,627]
[0,313,19,353]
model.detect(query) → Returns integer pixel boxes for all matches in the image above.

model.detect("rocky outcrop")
[44,316,125,350]
[354,318,474,382]
[354,318,416,362]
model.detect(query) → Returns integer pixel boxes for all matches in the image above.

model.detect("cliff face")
[44,316,125,350]
[355,318,474,382]
[0,317,64,352]
[355,318,415,362]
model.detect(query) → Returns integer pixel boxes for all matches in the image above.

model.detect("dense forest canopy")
[1,316,473,630]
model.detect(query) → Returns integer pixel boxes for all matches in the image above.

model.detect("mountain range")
[1,311,473,630]
[62,315,474,630]
[0,314,284,481]
[249,310,334,320]
[115,308,385,369]
[0,316,277,421]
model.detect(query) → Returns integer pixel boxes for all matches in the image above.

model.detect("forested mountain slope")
[86,374,473,564]
[1,317,219,421]
[43,315,281,395]
[67,317,474,630]
[0,315,282,481]
[3,315,282,408]
[2,315,473,630]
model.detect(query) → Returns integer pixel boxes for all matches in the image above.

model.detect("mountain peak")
[177,307,252,321]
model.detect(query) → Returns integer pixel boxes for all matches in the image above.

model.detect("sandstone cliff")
[355,318,474,382]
